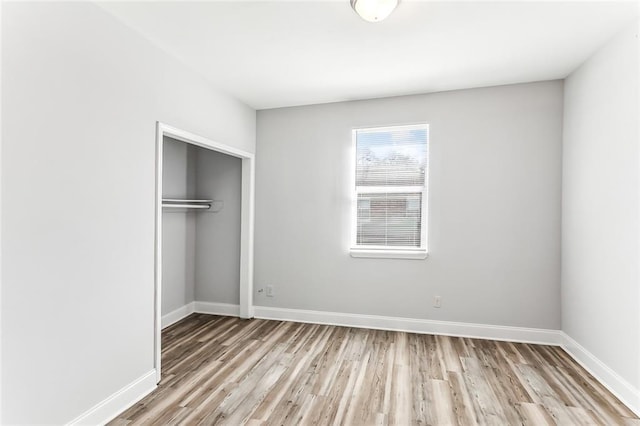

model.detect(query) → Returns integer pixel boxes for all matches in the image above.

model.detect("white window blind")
[352,124,429,257]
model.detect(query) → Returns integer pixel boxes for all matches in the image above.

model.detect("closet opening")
[154,122,255,384]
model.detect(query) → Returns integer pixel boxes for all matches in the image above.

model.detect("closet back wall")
[254,81,563,329]
[195,149,242,306]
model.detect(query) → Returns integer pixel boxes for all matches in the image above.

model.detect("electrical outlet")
[434,296,442,308]
[266,285,274,297]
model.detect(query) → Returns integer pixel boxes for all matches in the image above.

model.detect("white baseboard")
[253,306,562,346]
[194,301,240,317]
[162,302,240,329]
[162,302,196,329]
[561,333,640,417]
[66,370,157,426]
[164,303,561,345]
[166,303,560,345]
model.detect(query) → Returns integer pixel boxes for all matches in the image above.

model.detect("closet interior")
[161,136,242,326]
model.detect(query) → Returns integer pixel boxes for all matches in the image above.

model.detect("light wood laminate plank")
[111,314,639,425]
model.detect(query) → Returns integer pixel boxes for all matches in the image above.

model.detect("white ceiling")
[99,1,639,110]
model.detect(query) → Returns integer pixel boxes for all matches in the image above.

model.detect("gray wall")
[195,150,242,305]
[562,21,640,389]
[162,137,197,315]
[255,81,563,329]
[1,3,255,424]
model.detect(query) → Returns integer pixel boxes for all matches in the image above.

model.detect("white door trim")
[154,122,255,384]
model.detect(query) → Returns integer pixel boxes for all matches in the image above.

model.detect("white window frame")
[350,123,429,260]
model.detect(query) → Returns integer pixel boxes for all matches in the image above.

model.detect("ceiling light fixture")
[350,0,399,23]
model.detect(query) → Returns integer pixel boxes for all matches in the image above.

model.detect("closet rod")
[162,203,211,209]
[162,198,213,203]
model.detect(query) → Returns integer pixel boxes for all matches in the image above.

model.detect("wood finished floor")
[111,314,639,425]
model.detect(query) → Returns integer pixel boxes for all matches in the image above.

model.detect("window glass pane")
[357,198,371,222]
[356,192,422,248]
[356,128,427,187]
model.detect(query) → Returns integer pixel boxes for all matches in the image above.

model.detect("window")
[351,124,429,259]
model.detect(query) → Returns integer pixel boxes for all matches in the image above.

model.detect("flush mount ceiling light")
[350,0,399,22]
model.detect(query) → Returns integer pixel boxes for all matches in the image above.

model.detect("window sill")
[350,249,428,260]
